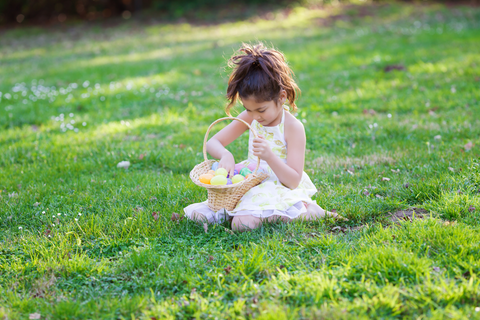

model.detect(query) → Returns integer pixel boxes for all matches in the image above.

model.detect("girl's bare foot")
[299,203,349,221]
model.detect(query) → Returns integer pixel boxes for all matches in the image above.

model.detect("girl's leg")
[298,203,348,221]
[231,215,263,232]
[265,215,290,223]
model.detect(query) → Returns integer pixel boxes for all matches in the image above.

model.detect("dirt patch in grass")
[388,208,429,224]
[329,225,365,234]
[29,274,57,298]
[324,207,430,234]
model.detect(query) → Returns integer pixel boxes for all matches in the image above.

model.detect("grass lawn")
[1,2,480,319]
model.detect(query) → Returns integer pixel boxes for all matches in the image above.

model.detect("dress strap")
[281,107,287,124]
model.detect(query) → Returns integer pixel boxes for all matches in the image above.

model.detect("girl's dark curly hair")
[226,42,300,116]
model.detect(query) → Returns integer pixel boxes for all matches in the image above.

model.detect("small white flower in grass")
[476,307,480,312]
[42,211,45,214]
[78,213,82,216]
[387,113,392,118]
[57,213,61,216]
[434,135,441,140]
[75,218,78,221]
[52,224,55,227]
[19,226,22,230]
[117,161,130,169]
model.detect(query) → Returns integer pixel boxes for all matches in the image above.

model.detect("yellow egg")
[215,168,228,177]
[210,175,227,185]
[232,174,245,184]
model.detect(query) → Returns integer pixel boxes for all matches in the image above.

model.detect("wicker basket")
[190,117,269,211]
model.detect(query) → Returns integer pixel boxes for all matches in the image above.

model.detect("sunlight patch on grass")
[408,53,480,75]
[0,48,47,62]
[310,152,400,169]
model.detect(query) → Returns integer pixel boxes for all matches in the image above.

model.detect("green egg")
[240,168,252,177]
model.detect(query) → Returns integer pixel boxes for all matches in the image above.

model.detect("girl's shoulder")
[284,111,305,142]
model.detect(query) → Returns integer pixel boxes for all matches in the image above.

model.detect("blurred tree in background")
[0,0,477,25]
[1,0,289,25]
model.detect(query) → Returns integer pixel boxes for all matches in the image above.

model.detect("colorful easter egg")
[226,178,232,185]
[240,167,252,177]
[210,175,227,185]
[211,162,219,171]
[247,163,256,172]
[226,170,238,179]
[257,168,267,174]
[215,167,228,177]
[199,174,214,184]
[234,163,245,172]
[207,170,216,176]
[245,174,253,180]
[232,174,245,184]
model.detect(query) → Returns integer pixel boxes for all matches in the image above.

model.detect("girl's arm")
[252,114,305,189]
[206,111,252,177]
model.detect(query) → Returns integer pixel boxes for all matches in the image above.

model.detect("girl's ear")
[279,89,287,104]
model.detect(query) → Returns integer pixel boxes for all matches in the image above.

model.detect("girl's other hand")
[219,150,235,177]
[252,135,273,161]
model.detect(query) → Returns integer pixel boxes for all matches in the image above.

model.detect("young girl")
[185,43,344,231]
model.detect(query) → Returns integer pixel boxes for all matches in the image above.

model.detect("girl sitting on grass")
[185,42,345,231]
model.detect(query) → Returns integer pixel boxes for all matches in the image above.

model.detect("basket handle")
[203,117,261,175]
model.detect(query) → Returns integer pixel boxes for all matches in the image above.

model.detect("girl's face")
[240,90,287,127]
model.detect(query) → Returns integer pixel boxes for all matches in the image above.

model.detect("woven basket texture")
[189,117,269,212]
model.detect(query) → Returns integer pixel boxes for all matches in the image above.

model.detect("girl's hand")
[218,150,235,178]
[252,135,273,161]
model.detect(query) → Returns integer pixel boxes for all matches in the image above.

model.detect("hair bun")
[226,42,300,116]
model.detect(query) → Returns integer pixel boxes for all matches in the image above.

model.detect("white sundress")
[184,108,318,224]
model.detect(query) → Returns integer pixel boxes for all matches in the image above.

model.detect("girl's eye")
[259,110,265,113]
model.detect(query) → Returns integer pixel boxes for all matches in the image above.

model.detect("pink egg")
[234,163,245,172]
[247,163,256,172]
